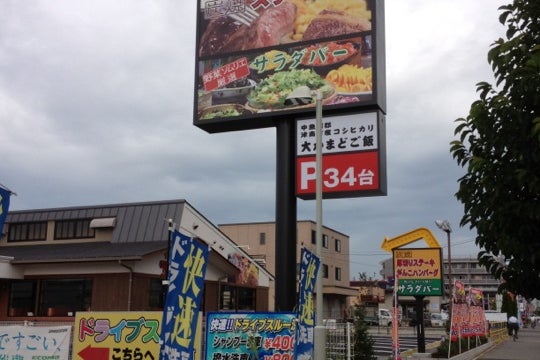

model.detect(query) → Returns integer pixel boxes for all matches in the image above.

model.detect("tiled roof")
[1,199,267,278]
[5,199,187,244]
[1,200,189,263]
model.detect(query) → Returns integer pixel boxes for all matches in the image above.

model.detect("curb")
[400,339,496,360]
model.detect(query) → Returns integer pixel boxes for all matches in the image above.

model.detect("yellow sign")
[393,248,442,279]
[393,248,443,296]
[381,227,441,251]
[73,311,162,360]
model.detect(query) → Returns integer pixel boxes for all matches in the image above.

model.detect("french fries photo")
[325,64,372,93]
[287,0,371,40]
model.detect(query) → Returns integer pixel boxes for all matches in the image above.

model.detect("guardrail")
[489,321,508,345]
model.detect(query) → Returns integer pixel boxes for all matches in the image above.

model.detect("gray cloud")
[0,0,508,277]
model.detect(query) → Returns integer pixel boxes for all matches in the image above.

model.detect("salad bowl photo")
[246,68,335,111]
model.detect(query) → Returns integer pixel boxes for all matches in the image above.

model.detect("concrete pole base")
[314,325,327,360]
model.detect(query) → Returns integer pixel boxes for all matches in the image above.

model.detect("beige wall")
[219,221,353,314]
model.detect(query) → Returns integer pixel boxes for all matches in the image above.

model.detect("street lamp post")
[313,89,325,360]
[285,87,325,360]
[435,220,452,315]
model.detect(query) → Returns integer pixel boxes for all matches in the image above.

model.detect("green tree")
[450,1,540,298]
[501,291,517,317]
[353,305,376,360]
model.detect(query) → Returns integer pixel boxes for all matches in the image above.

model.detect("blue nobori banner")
[0,187,11,236]
[295,247,320,359]
[160,230,209,360]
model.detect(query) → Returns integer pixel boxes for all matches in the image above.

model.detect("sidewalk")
[475,327,540,360]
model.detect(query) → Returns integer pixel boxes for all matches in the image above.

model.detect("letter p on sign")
[300,161,316,190]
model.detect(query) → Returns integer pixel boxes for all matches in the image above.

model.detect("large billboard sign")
[295,110,386,199]
[393,248,443,297]
[194,0,386,133]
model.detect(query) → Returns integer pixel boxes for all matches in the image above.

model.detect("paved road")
[476,326,540,360]
[368,326,445,358]
[371,334,441,358]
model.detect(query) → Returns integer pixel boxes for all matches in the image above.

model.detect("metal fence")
[325,321,356,360]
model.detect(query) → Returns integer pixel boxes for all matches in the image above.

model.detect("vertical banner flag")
[450,280,467,342]
[296,247,320,359]
[0,187,11,236]
[160,230,209,360]
[469,288,486,337]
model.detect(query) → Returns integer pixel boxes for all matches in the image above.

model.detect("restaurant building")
[0,199,272,321]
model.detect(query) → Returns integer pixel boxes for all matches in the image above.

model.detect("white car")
[430,313,447,327]
[440,311,449,321]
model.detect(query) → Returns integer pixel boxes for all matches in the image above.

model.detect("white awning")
[90,217,116,228]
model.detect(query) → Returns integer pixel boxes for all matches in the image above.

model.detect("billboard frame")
[193,0,386,133]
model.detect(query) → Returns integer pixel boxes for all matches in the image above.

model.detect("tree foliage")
[501,291,517,316]
[353,305,376,360]
[450,1,540,298]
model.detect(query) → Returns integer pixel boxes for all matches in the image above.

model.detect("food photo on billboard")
[194,0,386,133]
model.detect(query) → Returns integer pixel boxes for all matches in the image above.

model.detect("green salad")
[200,107,242,120]
[247,69,334,109]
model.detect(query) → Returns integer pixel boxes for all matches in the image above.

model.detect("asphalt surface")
[475,326,540,360]
[367,325,446,359]
[367,325,447,338]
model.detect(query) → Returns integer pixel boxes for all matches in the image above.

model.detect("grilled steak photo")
[199,2,297,57]
[303,9,371,41]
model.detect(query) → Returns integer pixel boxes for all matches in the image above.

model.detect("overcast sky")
[0,0,509,278]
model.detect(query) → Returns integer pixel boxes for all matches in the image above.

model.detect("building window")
[39,279,92,316]
[219,285,256,311]
[9,279,92,317]
[259,232,266,245]
[335,239,341,252]
[8,222,47,242]
[54,219,95,239]
[220,285,234,310]
[322,264,328,279]
[8,281,36,316]
[323,234,328,248]
[149,278,165,309]
[335,267,342,281]
[237,287,256,310]
[311,230,316,244]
